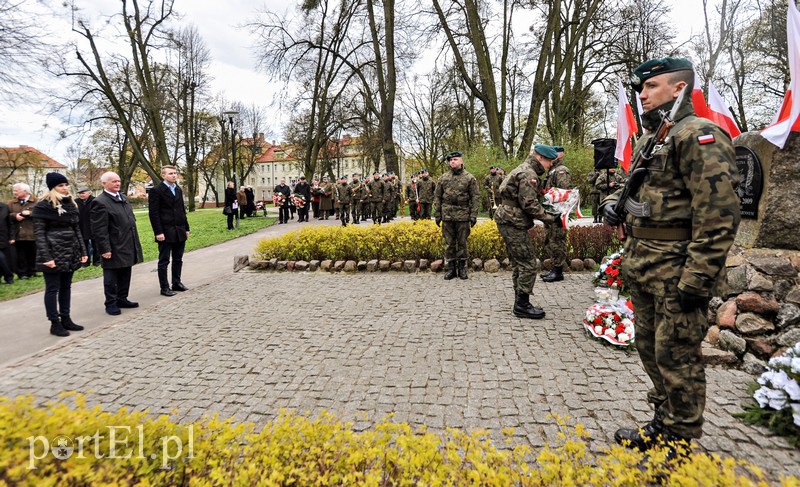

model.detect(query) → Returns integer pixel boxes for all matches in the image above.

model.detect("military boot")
[614,413,664,451]
[458,259,468,279]
[60,315,84,331]
[443,261,457,280]
[541,265,564,282]
[50,319,70,337]
[513,293,545,319]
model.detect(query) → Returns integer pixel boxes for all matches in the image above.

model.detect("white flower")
[594,325,603,334]
[791,357,800,374]
[618,333,630,342]
[784,378,800,401]
[754,387,770,408]
[600,264,608,273]
[770,370,792,390]
[767,388,788,410]
[604,328,616,338]
[792,404,800,428]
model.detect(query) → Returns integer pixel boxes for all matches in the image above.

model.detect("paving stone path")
[1,268,798,480]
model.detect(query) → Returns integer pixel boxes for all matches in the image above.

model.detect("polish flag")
[615,80,638,172]
[692,69,710,118]
[707,82,742,138]
[762,0,800,148]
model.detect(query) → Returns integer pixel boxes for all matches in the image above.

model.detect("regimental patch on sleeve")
[698,134,716,145]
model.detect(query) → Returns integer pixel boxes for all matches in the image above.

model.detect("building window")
[261,178,265,184]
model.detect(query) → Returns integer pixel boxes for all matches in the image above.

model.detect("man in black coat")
[148,165,190,297]
[90,171,144,315]
[294,176,311,222]
[76,187,100,266]
[0,201,13,284]
[274,178,292,224]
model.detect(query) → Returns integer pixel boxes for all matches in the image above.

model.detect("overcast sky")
[0,0,712,166]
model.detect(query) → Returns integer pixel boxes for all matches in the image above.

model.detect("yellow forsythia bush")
[254,220,508,262]
[2,394,797,486]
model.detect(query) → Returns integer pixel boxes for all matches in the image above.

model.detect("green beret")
[533,144,557,160]
[552,146,565,153]
[630,57,693,92]
[445,151,463,161]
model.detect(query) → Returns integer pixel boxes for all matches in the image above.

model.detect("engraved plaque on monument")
[734,145,763,220]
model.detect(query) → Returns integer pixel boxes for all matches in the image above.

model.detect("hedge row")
[254,220,619,263]
[1,394,789,486]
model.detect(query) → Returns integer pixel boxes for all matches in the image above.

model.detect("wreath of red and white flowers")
[593,250,627,294]
[292,194,306,208]
[583,299,635,347]
[272,193,286,206]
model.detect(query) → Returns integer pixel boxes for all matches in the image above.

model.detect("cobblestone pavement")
[1,271,798,479]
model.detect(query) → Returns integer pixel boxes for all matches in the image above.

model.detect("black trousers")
[103,266,132,307]
[157,240,186,289]
[0,247,12,281]
[43,271,74,321]
[298,207,309,221]
[14,240,36,277]
[278,205,290,223]
[84,239,101,265]
[227,213,235,230]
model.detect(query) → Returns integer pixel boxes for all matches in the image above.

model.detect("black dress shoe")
[172,282,189,292]
[117,299,139,308]
[105,305,121,315]
[160,288,177,297]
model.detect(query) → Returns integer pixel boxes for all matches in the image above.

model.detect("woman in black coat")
[224,181,237,230]
[32,173,88,337]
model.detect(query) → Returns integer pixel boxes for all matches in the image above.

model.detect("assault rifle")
[613,86,686,240]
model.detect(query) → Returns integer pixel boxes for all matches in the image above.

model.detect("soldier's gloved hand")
[678,289,710,312]
[470,217,477,227]
[435,217,441,227]
[603,205,621,227]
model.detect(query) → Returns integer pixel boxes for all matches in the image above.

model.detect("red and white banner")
[692,70,710,118]
[615,80,639,172]
[707,82,742,138]
[762,0,800,148]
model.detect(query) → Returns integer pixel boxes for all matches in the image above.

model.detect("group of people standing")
[4,166,190,337]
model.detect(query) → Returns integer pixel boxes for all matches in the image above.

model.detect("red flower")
[615,324,626,335]
[607,277,614,286]
[593,317,603,325]
[612,259,620,265]
[609,268,619,277]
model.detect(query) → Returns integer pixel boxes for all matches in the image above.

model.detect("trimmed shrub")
[0,394,790,485]
[254,220,620,265]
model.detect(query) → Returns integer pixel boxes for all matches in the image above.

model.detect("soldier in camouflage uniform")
[539,145,571,282]
[595,166,627,200]
[602,57,740,459]
[586,169,602,223]
[483,166,504,220]
[335,176,352,226]
[405,174,419,220]
[350,174,367,224]
[366,172,386,225]
[434,151,480,280]
[382,173,395,223]
[416,169,436,220]
[495,145,560,319]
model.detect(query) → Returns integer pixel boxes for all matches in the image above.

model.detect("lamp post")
[222,110,239,188]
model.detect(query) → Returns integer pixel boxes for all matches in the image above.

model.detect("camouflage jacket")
[351,181,368,202]
[434,167,480,221]
[543,160,572,190]
[595,170,627,194]
[385,180,396,204]
[366,178,385,203]
[483,173,504,195]
[335,182,352,205]
[586,171,601,195]
[495,157,555,230]
[416,177,436,203]
[404,183,417,201]
[606,101,740,297]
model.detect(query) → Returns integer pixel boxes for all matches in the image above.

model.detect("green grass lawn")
[0,209,275,302]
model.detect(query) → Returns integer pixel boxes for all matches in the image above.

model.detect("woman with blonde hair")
[32,172,88,337]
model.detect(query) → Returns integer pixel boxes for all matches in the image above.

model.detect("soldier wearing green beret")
[602,57,741,460]
[495,144,561,319]
[416,169,436,220]
[434,151,480,280]
[540,145,571,283]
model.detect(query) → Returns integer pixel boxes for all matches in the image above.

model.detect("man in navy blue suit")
[148,165,190,297]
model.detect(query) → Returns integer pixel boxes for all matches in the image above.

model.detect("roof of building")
[0,145,67,169]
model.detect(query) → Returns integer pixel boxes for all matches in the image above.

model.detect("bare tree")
[0,0,53,101]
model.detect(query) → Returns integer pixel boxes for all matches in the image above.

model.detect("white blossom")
[767,388,788,410]
[784,378,800,401]
[754,387,770,408]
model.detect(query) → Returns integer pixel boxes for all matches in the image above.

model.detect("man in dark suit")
[148,165,190,297]
[0,201,13,284]
[273,178,291,224]
[90,171,144,315]
[76,187,100,266]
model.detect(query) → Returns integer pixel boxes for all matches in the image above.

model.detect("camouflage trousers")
[497,224,538,294]
[542,223,568,267]
[441,220,471,261]
[369,201,383,222]
[629,281,708,439]
[418,203,432,220]
[589,193,600,218]
[352,202,363,222]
